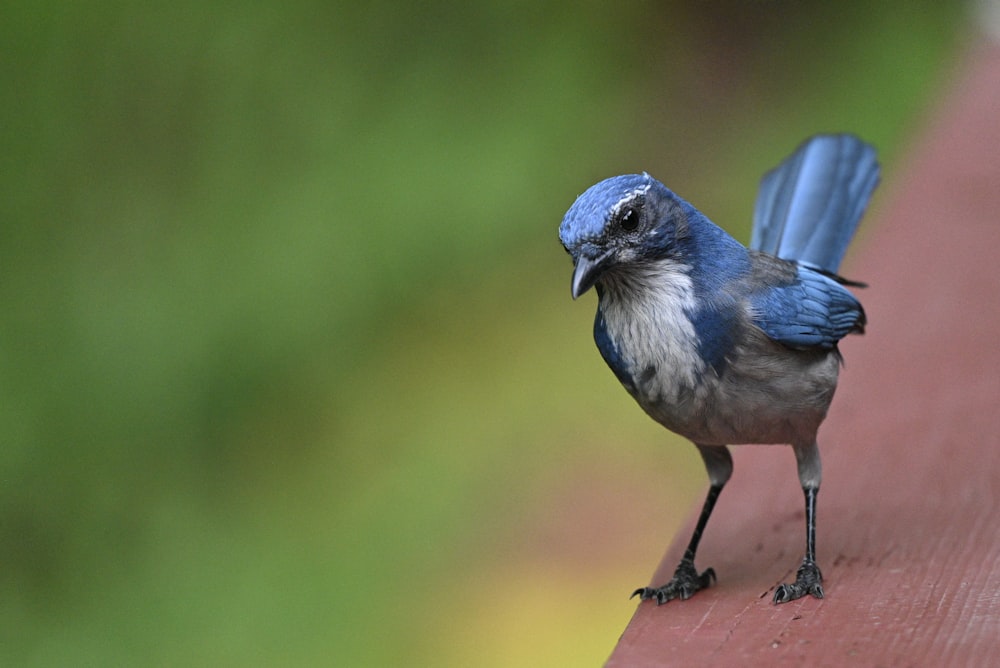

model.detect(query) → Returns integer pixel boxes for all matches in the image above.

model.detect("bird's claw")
[632,559,716,605]
[773,559,824,604]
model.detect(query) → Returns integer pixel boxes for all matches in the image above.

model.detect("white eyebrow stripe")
[610,183,652,218]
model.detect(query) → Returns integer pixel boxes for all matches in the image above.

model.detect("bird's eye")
[619,207,640,232]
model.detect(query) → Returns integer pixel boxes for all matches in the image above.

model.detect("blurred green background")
[1,1,967,665]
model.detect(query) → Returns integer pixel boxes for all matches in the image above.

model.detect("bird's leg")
[631,485,721,604]
[774,441,825,604]
[633,445,731,604]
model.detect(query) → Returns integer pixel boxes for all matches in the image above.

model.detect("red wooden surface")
[607,39,1000,667]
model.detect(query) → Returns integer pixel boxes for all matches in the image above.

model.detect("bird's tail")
[750,134,880,276]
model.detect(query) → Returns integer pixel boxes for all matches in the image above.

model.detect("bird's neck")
[597,260,707,394]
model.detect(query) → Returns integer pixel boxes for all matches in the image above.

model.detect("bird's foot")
[773,559,824,604]
[631,559,716,605]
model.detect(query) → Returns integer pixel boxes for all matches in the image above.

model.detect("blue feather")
[593,310,636,392]
[750,265,865,350]
[751,134,879,274]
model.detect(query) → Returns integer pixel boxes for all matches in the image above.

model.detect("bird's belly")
[632,347,840,446]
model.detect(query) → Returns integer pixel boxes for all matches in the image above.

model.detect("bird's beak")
[571,250,613,299]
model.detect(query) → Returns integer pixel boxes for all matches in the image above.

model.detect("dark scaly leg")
[774,441,825,604]
[633,445,732,604]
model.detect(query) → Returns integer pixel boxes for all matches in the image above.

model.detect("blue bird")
[559,134,879,604]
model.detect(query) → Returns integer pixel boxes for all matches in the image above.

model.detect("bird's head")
[559,173,690,299]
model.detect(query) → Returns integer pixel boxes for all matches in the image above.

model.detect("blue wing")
[750,265,866,350]
[751,134,880,275]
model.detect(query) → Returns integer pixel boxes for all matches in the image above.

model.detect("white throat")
[599,261,706,397]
